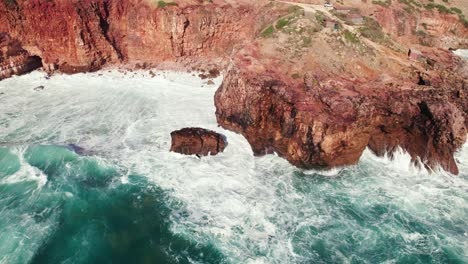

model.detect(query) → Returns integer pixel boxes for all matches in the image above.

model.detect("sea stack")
[170,128,227,156]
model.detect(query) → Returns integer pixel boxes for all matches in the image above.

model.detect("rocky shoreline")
[1,0,466,174]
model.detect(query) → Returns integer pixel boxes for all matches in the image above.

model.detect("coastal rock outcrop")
[215,60,467,174]
[170,128,227,156]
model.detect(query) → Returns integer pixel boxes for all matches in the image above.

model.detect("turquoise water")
[0,71,467,263]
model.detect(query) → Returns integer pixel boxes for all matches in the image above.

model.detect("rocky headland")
[1,0,466,174]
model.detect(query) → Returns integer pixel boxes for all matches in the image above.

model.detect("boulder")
[170,128,227,156]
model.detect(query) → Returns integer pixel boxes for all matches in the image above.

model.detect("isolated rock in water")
[33,85,44,91]
[170,128,227,156]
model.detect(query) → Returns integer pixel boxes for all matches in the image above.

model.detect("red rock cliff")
[215,49,467,174]
[0,32,42,80]
[0,0,267,72]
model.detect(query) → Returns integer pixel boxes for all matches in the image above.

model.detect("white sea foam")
[453,49,468,60]
[0,147,47,189]
[0,70,466,263]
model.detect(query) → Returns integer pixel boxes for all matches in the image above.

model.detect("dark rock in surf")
[33,85,44,91]
[170,128,227,156]
[63,144,96,156]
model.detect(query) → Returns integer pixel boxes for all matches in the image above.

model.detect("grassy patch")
[276,18,290,30]
[288,5,305,16]
[458,14,468,28]
[261,25,275,38]
[343,30,359,43]
[372,0,392,7]
[450,7,462,14]
[157,1,177,8]
[315,11,325,23]
[359,16,386,43]
[425,3,452,14]
[398,0,422,9]
[424,2,468,27]
[415,29,427,36]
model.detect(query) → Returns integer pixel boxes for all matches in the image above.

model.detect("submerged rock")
[170,128,227,156]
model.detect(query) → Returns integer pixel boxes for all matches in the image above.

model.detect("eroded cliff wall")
[0,0,264,72]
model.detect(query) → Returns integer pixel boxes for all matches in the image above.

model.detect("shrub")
[359,16,385,43]
[343,30,359,43]
[436,4,451,13]
[276,19,290,30]
[372,0,392,7]
[415,29,426,36]
[425,3,453,14]
[315,11,325,23]
[459,14,468,28]
[450,7,462,14]
[261,25,275,37]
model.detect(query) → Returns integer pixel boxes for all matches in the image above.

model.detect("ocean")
[0,71,466,263]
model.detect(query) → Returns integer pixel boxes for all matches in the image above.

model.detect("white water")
[0,70,467,263]
[453,49,468,60]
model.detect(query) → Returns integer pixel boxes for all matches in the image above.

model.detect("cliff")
[215,54,467,174]
[0,0,467,174]
[0,32,42,80]
[0,0,274,72]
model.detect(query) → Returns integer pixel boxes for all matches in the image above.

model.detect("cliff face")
[0,32,42,80]
[373,7,467,48]
[0,0,261,72]
[215,50,467,174]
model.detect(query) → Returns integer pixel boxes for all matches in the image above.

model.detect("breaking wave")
[0,71,466,263]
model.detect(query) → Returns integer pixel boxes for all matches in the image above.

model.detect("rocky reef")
[170,128,227,156]
[0,0,466,174]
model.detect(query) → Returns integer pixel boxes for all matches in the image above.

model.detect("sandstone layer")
[170,128,228,156]
[0,33,42,80]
